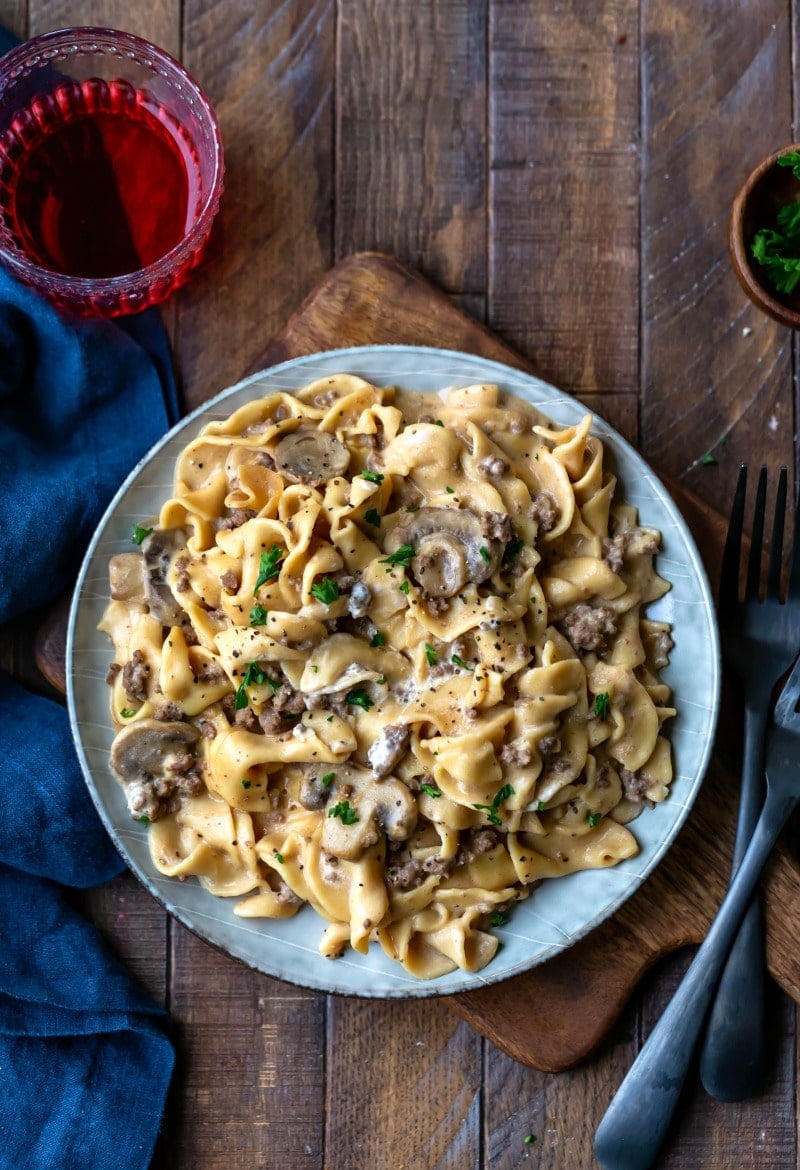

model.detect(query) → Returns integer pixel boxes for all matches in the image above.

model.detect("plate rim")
[67,343,721,998]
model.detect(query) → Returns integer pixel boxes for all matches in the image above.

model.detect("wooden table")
[2,1,799,1167]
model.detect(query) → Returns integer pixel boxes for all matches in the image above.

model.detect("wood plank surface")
[177,0,335,410]
[489,0,640,399]
[3,2,800,1169]
[640,0,794,505]
[335,0,487,296]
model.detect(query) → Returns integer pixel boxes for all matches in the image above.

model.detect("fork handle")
[699,700,768,1100]
[594,784,797,1170]
[701,697,767,1099]
[698,900,765,1100]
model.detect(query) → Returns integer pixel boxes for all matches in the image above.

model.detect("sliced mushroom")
[141,528,187,625]
[271,428,350,485]
[109,553,145,602]
[383,507,504,598]
[110,718,201,820]
[321,764,417,860]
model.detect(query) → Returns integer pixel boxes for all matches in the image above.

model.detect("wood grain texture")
[0,0,24,39]
[177,0,335,410]
[640,0,794,509]
[250,252,528,375]
[155,932,326,1168]
[336,0,487,294]
[28,0,178,53]
[488,0,639,396]
[326,999,482,1170]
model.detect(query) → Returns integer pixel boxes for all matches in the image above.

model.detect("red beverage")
[0,78,196,280]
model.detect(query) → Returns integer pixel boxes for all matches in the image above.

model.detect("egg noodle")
[100,376,675,979]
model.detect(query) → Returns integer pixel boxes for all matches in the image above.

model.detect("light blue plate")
[67,346,721,997]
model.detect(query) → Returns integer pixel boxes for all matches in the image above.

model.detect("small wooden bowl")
[729,143,800,328]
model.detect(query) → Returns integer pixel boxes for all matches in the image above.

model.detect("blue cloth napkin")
[0,247,179,1169]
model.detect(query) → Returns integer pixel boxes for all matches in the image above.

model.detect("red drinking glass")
[0,27,224,316]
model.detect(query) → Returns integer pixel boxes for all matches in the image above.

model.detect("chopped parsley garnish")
[131,524,154,545]
[364,508,381,527]
[503,537,524,564]
[751,154,800,294]
[119,708,136,719]
[452,653,474,671]
[136,815,150,824]
[379,543,414,569]
[473,783,515,826]
[234,661,278,708]
[328,800,359,824]
[241,780,251,789]
[479,546,492,563]
[320,772,335,788]
[420,783,441,798]
[424,643,438,666]
[593,691,611,718]
[274,852,285,864]
[445,485,455,494]
[524,1134,537,1145]
[370,631,386,647]
[310,576,340,604]
[376,675,387,685]
[537,800,546,811]
[345,687,374,711]
[399,579,411,594]
[361,469,384,484]
[243,661,268,687]
[700,453,717,466]
[434,419,444,426]
[253,545,284,593]
[588,812,602,829]
[249,604,268,626]
[491,911,509,927]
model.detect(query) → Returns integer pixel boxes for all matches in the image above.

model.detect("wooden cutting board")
[38,251,800,1072]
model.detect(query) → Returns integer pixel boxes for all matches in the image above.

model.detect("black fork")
[699,463,800,1100]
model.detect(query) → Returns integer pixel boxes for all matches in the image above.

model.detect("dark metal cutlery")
[699,465,800,1101]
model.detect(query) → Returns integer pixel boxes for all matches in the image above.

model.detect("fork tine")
[767,466,788,599]
[719,464,747,619]
[787,476,800,606]
[745,466,768,600]
[774,652,800,725]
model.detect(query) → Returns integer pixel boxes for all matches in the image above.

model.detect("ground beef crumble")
[499,740,533,768]
[620,767,651,802]
[530,491,558,534]
[601,534,626,572]
[153,700,184,722]
[562,603,618,654]
[122,650,150,704]
[481,510,513,544]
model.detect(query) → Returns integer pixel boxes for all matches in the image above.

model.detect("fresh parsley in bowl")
[730,143,800,328]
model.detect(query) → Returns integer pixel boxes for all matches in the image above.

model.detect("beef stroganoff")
[100,376,674,979]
